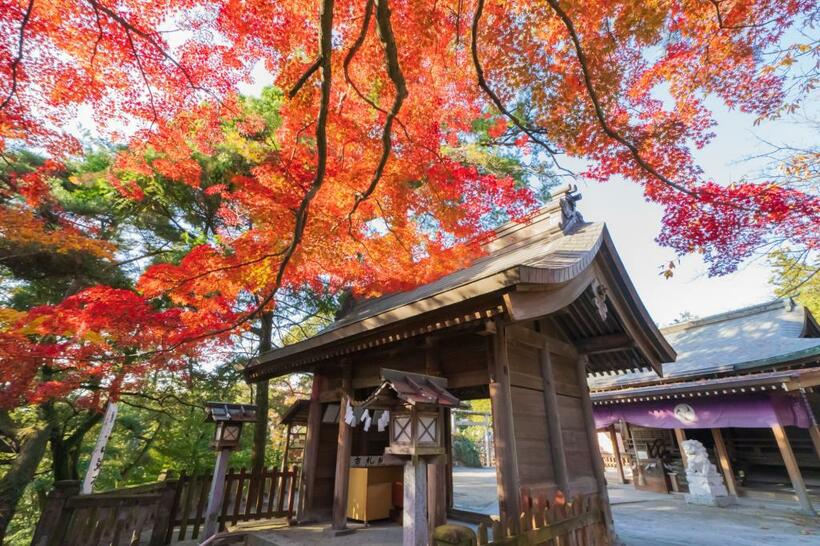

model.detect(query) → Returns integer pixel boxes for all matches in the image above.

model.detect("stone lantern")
[360,369,461,546]
[202,402,257,540]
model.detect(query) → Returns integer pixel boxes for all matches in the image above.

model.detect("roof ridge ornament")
[559,184,583,233]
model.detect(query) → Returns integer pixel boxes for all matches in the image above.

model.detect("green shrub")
[452,434,482,467]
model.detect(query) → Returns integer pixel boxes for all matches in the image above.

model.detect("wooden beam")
[772,424,817,516]
[577,356,616,540]
[488,322,521,529]
[577,334,634,355]
[674,429,688,468]
[710,429,737,497]
[331,365,353,530]
[609,425,626,485]
[502,266,594,322]
[297,374,324,522]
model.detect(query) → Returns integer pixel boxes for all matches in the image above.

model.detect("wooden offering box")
[346,464,402,522]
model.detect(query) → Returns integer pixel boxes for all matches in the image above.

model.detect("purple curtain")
[594,393,811,430]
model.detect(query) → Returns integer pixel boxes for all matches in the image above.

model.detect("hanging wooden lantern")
[356,368,461,457]
[205,401,257,450]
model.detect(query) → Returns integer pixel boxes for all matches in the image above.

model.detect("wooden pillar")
[772,424,816,516]
[425,340,447,532]
[541,344,570,494]
[404,458,429,546]
[281,424,293,471]
[809,425,820,462]
[444,407,454,510]
[203,447,232,540]
[710,428,737,497]
[673,429,688,468]
[577,356,615,539]
[297,373,323,522]
[609,425,626,485]
[332,364,353,530]
[488,323,521,528]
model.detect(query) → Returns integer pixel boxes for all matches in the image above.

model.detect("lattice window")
[418,416,437,443]
[393,416,411,443]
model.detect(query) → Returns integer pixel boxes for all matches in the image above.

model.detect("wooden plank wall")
[551,351,597,494]
[507,337,556,490]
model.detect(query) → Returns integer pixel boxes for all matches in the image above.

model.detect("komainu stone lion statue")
[682,439,716,476]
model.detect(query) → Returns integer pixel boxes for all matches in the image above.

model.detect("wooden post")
[281,424,293,471]
[297,373,323,522]
[809,425,820,462]
[81,401,118,494]
[149,479,179,546]
[488,324,521,529]
[424,339,447,534]
[31,480,80,546]
[444,407,454,510]
[772,424,816,516]
[331,364,353,531]
[710,429,737,497]
[674,429,688,468]
[203,447,232,540]
[609,425,626,484]
[577,356,615,540]
[541,344,570,494]
[404,457,428,546]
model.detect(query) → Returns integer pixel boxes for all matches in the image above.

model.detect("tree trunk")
[249,312,273,489]
[0,423,52,542]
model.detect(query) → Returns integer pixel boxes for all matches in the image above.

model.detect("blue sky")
[578,100,813,327]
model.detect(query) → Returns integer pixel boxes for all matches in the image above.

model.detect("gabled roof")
[359,369,462,409]
[589,299,820,392]
[245,185,674,381]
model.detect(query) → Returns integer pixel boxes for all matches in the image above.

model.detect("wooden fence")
[31,466,299,546]
[32,480,176,546]
[473,492,608,546]
[168,465,299,542]
[600,453,631,473]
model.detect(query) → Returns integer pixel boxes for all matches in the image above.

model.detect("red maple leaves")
[1,0,818,406]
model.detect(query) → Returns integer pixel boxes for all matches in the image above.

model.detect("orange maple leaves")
[1,0,819,405]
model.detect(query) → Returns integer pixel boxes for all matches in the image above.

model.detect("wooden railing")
[31,466,299,546]
[600,453,631,472]
[32,480,177,546]
[473,493,607,546]
[169,465,299,542]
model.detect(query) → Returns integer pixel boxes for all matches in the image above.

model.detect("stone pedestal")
[681,439,736,507]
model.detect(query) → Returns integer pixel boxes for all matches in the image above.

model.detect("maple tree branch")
[348,0,408,218]
[543,0,696,197]
[0,0,35,112]
[90,1,104,67]
[343,0,375,99]
[123,24,161,123]
[288,57,322,99]
[471,0,559,157]
[84,0,227,108]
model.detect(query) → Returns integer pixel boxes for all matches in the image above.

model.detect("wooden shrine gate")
[32,466,299,546]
